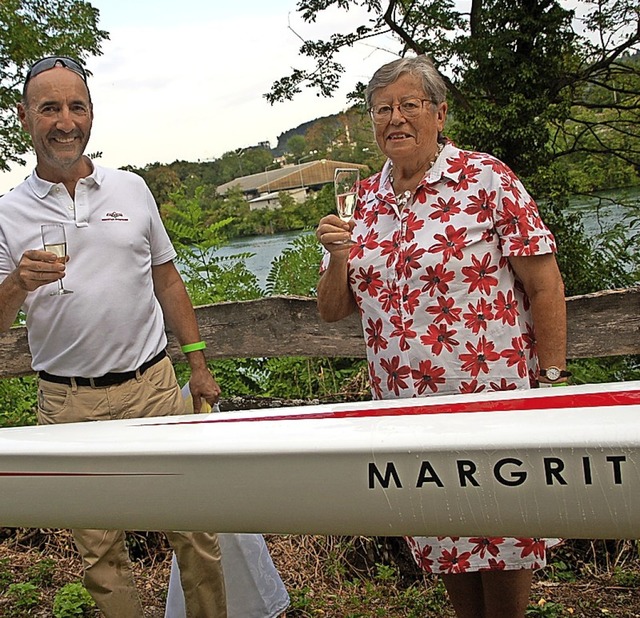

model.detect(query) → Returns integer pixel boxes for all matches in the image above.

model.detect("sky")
[1,0,595,194]
[0,0,398,193]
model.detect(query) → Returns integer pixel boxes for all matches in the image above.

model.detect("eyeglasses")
[369,98,432,124]
[23,56,87,92]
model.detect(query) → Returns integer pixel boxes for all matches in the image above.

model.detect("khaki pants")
[37,357,227,618]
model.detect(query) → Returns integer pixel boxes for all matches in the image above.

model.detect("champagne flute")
[334,168,360,222]
[41,224,73,295]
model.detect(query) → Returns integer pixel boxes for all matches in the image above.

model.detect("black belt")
[38,350,167,388]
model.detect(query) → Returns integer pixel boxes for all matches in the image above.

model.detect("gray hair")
[365,55,447,109]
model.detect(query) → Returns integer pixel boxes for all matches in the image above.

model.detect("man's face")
[18,67,93,180]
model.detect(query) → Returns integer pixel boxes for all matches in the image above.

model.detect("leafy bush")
[261,356,368,400]
[5,582,40,614]
[53,582,96,617]
[25,557,57,586]
[163,186,262,305]
[545,559,577,583]
[265,230,322,297]
[613,566,640,587]
[0,377,38,427]
[0,558,13,591]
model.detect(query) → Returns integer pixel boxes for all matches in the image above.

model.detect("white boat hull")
[0,381,638,538]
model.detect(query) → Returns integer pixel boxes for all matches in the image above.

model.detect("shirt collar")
[376,141,460,206]
[26,159,103,199]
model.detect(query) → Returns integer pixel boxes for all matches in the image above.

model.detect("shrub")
[5,582,40,614]
[53,582,96,617]
[25,557,57,586]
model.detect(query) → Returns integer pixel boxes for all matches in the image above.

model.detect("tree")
[218,147,274,183]
[267,0,640,297]
[267,0,639,180]
[135,165,182,206]
[162,186,262,305]
[0,0,108,171]
[286,134,308,160]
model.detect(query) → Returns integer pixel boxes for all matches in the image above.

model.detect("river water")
[568,188,639,237]
[212,230,305,289]
[213,188,639,289]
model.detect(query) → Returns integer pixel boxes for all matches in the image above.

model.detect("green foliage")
[421,577,449,615]
[288,585,316,611]
[266,230,323,297]
[237,188,335,237]
[569,356,640,385]
[264,0,639,307]
[525,598,566,617]
[25,558,56,587]
[286,536,446,617]
[560,152,640,194]
[374,562,397,582]
[0,377,38,427]
[545,560,578,583]
[536,188,639,297]
[5,581,40,614]
[163,186,262,304]
[0,0,109,171]
[450,2,576,176]
[130,147,274,202]
[286,134,308,160]
[217,147,274,185]
[612,566,640,587]
[52,582,95,618]
[0,558,13,591]
[266,0,639,183]
[205,358,266,396]
[261,356,367,400]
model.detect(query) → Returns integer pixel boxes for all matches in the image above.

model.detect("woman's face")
[371,72,447,165]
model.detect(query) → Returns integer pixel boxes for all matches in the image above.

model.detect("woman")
[316,55,568,618]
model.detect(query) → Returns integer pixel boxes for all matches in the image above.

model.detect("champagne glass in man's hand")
[334,168,360,222]
[41,224,73,295]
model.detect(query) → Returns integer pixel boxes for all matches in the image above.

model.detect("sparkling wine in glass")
[334,168,360,222]
[41,224,73,295]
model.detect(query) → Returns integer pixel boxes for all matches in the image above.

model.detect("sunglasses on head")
[23,56,87,93]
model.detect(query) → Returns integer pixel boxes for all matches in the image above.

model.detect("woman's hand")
[316,215,358,322]
[316,214,355,254]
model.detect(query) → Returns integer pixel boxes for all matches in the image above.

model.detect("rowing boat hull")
[0,381,638,538]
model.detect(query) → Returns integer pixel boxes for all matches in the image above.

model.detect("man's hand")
[188,366,221,414]
[14,249,67,292]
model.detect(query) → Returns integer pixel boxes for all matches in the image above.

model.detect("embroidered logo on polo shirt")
[102,211,129,222]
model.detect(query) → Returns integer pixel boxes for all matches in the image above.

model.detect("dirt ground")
[0,531,638,617]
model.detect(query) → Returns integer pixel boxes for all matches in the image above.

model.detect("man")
[0,56,227,618]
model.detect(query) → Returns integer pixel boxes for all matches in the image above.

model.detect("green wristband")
[538,381,569,388]
[181,341,206,354]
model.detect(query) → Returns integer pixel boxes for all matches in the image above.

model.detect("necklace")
[390,142,444,209]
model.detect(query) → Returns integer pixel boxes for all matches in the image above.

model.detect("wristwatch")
[539,366,572,382]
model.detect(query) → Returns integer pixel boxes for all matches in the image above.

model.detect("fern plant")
[265,230,323,297]
[163,186,262,304]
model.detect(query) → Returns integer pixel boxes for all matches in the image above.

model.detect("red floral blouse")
[344,143,557,399]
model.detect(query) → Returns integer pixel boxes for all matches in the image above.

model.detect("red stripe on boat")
[151,389,640,426]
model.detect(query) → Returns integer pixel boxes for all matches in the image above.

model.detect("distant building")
[216,159,369,211]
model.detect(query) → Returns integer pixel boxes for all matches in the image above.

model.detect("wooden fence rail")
[0,287,637,379]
